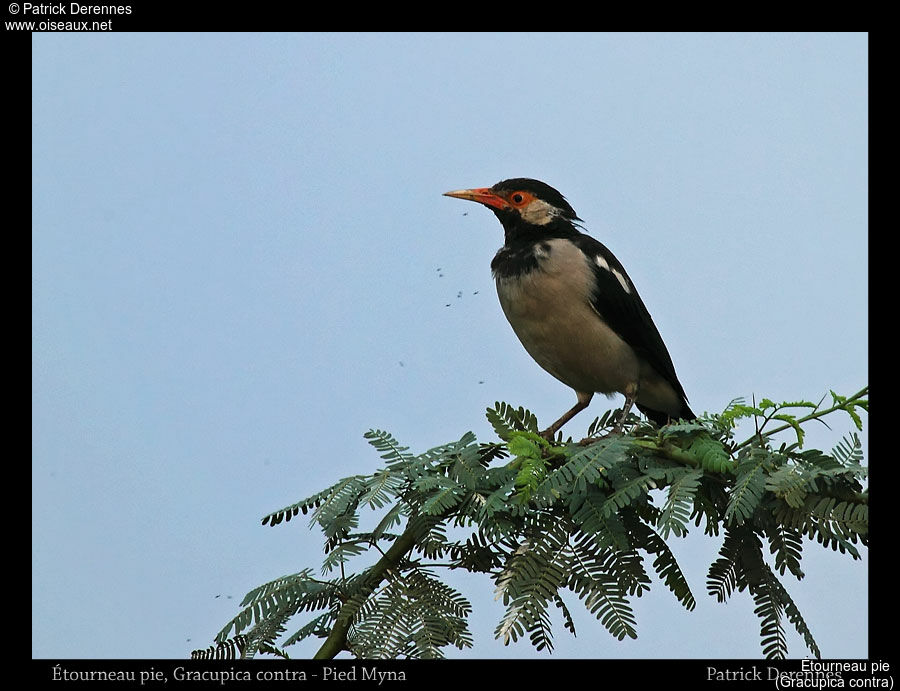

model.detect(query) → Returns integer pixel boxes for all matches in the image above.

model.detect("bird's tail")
[637,402,696,426]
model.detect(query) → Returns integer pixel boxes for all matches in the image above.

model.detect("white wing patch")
[594,254,632,294]
[612,269,632,294]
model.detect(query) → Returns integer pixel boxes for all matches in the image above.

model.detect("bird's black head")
[489,178,580,222]
[444,178,581,241]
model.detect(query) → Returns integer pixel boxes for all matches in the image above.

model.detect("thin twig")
[734,387,868,451]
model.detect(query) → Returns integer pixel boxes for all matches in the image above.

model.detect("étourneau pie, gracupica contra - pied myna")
[444,178,695,439]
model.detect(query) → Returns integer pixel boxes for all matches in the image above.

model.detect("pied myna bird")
[444,178,695,439]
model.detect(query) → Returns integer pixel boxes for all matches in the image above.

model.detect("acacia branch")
[313,520,420,659]
[734,387,868,451]
[220,390,868,662]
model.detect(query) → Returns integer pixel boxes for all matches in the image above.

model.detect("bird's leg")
[611,384,639,435]
[577,389,637,445]
[540,392,593,440]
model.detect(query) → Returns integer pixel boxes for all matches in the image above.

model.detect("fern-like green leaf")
[486,402,540,440]
[359,470,405,510]
[658,468,703,538]
[772,413,805,447]
[832,433,864,468]
[321,539,369,574]
[283,612,334,647]
[624,513,696,611]
[600,465,657,517]
[191,635,248,660]
[554,593,577,637]
[725,448,769,525]
[765,465,813,508]
[350,568,473,659]
[831,390,865,430]
[310,476,368,532]
[744,555,788,660]
[370,503,407,541]
[567,563,638,641]
[707,529,747,603]
[449,443,489,490]
[261,475,364,528]
[364,429,414,467]
[570,493,632,552]
[416,476,464,515]
[686,434,734,474]
[214,570,340,655]
[537,437,629,503]
[765,523,805,580]
[494,521,571,649]
[774,578,821,658]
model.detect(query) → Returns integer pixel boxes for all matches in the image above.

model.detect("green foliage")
[726,447,771,526]
[658,468,703,538]
[348,567,473,658]
[486,401,539,440]
[198,387,868,661]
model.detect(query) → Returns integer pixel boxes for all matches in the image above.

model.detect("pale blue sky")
[32,32,868,659]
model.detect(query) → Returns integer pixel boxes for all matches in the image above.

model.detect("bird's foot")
[578,414,634,444]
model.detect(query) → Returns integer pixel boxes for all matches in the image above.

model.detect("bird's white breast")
[494,238,640,396]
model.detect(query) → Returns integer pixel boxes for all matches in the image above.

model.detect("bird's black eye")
[512,193,524,204]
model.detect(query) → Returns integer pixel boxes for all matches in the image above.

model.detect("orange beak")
[443,187,510,211]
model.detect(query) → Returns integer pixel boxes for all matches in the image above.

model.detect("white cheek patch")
[520,199,560,226]
[594,254,632,294]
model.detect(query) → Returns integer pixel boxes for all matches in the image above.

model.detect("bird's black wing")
[571,233,690,404]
